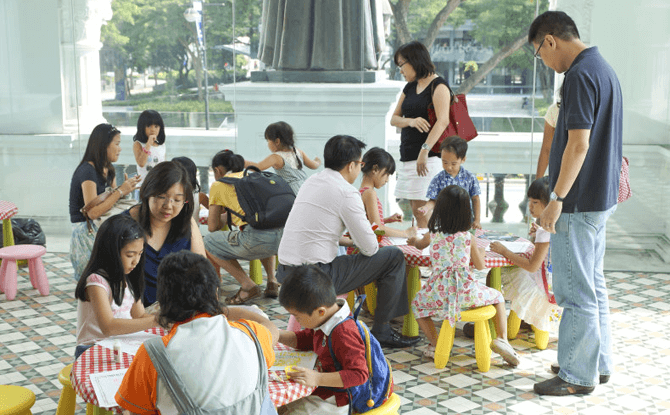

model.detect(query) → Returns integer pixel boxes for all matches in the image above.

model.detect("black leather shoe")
[374,329,421,348]
[534,376,595,396]
[550,362,610,384]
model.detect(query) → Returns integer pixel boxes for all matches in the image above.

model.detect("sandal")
[264,281,281,298]
[225,285,262,305]
[421,345,436,359]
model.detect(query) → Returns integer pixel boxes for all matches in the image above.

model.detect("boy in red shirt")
[277,265,368,415]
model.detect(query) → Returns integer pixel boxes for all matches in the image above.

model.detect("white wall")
[558,0,670,145]
[0,0,64,133]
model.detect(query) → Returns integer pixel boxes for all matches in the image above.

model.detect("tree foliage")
[101,0,262,100]
[389,0,550,94]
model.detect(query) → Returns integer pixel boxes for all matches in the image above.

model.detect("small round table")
[71,328,315,413]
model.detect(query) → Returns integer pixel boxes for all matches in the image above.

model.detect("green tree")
[389,0,549,95]
[101,0,262,100]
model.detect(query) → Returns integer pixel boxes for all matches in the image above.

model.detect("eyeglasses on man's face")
[534,38,545,59]
[352,160,365,168]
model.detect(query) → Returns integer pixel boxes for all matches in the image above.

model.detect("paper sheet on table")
[485,240,532,253]
[89,368,127,408]
[387,228,429,246]
[269,350,318,371]
[96,331,161,356]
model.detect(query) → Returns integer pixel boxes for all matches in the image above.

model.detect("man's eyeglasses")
[533,38,545,59]
[397,60,407,68]
[353,160,365,168]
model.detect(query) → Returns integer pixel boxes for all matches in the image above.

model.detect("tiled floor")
[1,253,670,414]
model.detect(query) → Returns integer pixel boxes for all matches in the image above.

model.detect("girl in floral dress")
[408,185,520,366]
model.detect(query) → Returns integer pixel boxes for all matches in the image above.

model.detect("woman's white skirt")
[394,157,442,200]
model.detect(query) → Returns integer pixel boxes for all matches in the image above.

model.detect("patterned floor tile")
[1,253,670,414]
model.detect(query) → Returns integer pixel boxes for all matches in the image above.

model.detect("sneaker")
[490,338,520,367]
[421,344,436,359]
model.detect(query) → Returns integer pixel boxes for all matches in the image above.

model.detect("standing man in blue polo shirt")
[528,11,622,396]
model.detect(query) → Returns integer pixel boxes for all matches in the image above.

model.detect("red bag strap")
[541,263,557,305]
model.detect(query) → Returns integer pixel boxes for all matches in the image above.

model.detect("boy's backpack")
[217,166,295,230]
[326,295,393,414]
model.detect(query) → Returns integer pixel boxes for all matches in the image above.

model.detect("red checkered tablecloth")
[0,201,18,221]
[71,328,313,412]
[268,343,316,407]
[381,229,533,269]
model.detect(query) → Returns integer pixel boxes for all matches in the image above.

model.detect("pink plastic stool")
[0,245,49,301]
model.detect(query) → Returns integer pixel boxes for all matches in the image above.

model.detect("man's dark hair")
[323,135,366,171]
[278,265,337,315]
[156,251,225,328]
[361,147,396,176]
[440,136,468,159]
[428,185,472,234]
[394,41,436,80]
[528,176,551,206]
[528,11,581,44]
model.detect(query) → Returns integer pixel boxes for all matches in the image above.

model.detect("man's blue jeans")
[552,205,616,387]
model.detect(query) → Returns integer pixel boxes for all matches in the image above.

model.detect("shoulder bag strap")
[236,322,277,415]
[216,177,246,228]
[144,337,198,414]
[80,187,113,233]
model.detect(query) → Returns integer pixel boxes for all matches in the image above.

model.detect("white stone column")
[59,0,111,132]
[221,81,403,213]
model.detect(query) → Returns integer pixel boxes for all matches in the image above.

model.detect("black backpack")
[217,166,295,230]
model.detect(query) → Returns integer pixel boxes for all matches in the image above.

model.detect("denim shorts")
[204,227,282,261]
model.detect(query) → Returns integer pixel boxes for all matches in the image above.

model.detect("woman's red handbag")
[427,82,478,153]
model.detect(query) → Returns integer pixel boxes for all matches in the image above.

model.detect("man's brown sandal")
[225,285,262,305]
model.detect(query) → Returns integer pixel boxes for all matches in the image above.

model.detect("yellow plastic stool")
[354,393,401,415]
[507,310,549,350]
[0,385,35,415]
[249,259,263,285]
[507,309,522,339]
[56,364,76,415]
[358,266,422,337]
[532,325,549,350]
[434,305,496,372]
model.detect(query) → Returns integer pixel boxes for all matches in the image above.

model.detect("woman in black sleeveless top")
[390,41,452,227]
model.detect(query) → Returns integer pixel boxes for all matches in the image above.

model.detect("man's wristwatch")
[421,143,430,151]
[549,191,564,202]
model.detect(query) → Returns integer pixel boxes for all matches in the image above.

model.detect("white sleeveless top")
[136,143,167,186]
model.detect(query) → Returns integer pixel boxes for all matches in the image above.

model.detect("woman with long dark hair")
[68,123,141,280]
[125,160,206,305]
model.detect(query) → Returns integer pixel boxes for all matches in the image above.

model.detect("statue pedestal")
[221,80,403,213]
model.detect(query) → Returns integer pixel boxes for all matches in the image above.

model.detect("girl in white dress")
[133,110,167,194]
[490,177,563,334]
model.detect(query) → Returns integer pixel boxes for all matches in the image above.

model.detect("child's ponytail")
[265,121,302,169]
